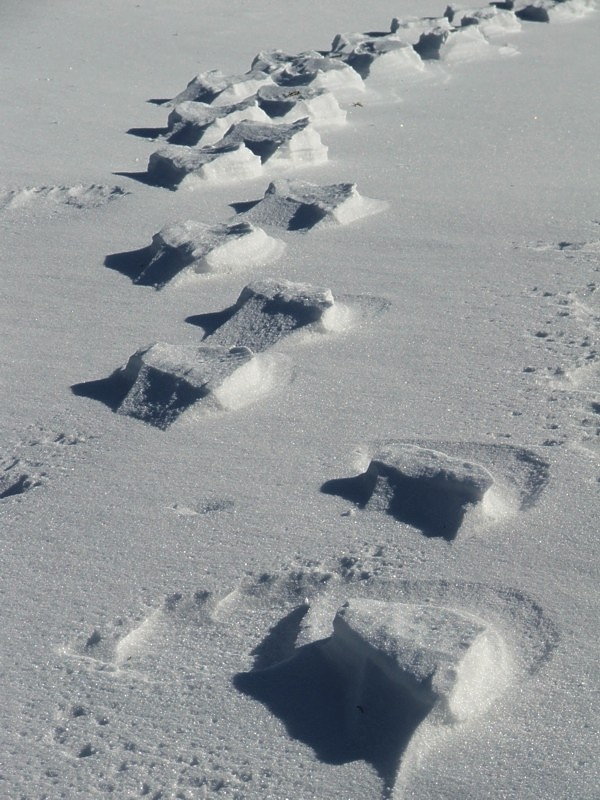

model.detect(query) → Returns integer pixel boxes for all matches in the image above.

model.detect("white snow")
[1,0,599,798]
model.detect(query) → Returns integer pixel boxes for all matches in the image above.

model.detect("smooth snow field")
[1,1,598,798]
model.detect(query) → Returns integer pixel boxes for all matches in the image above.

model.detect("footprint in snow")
[321,439,550,539]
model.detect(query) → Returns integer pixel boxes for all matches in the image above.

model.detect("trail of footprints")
[48,1,592,797]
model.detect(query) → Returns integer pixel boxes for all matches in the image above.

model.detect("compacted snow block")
[324,600,507,725]
[274,54,366,100]
[342,37,426,80]
[170,68,273,106]
[101,343,254,429]
[242,178,388,230]
[147,142,262,188]
[134,221,284,288]
[148,119,327,187]
[203,279,335,351]
[321,443,494,539]
[389,15,454,45]
[220,118,328,167]
[414,24,491,61]
[444,4,522,33]
[256,85,346,127]
[166,98,270,146]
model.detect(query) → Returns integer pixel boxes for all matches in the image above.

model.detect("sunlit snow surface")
[0,0,598,798]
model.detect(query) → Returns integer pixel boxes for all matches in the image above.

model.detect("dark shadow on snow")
[127,126,169,140]
[321,464,480,541]
[234,605,434,795]
[71,373,132,412]
[185,304,238,337]
[104,245,153,282]
[230,198,262,214]
[113,170,171,189]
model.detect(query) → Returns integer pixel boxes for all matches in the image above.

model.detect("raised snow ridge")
[342,37,425,80]
[241,178,387,230]
[133,221,283,288]
[197,279,335,351]
[147,119,327,188]
[0,184,126,211]
[414,24,492,61]
[321,443,494,539]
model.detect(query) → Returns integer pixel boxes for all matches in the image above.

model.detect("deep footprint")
[71,342,270,428]
[235,597,510,795]
[322,443,494,540]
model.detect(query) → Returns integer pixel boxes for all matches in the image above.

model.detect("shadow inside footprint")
[234,605,433,792]
[321,448,494,541]
[104,245,153,281]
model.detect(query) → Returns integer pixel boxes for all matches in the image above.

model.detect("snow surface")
[1,0,599,798]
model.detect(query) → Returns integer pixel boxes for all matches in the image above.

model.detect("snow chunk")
[111,343,255,429]
[242,178,388,230]
[343,38,426,80]
[515,0,595,21]
[257,85,346,128]
[0,184,127,211]
[134,221,284,289]
[170,69,273,107]
[275,55,365,101]
[325,599,509,723]
[250,49,300,74]
[204,279,335,351]
[444,5,522,33]
[147,142,262,189]
[166,98,270,146]
[220,118,328,167]
[321,443,494,540]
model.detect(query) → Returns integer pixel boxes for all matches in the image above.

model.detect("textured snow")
[1,0,599,798]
